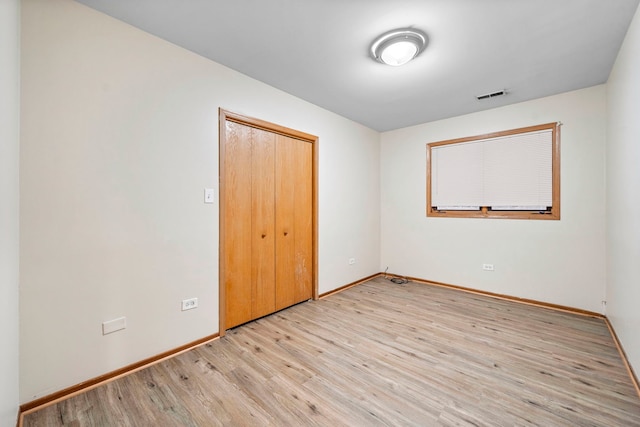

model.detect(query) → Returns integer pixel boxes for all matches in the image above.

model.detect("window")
[426,122,560,220]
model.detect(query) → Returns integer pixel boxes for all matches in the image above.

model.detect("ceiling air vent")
[476,90,507,101]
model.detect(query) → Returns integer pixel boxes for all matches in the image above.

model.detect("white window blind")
[431,129,553,210]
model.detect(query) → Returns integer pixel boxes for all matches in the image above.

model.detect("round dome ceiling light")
[370,28,428,66]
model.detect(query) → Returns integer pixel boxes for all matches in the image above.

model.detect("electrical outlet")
[482,264,494,271]
[182,298,198,311]
[348,258,356,265]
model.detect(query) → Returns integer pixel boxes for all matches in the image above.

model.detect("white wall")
[0,0,20,424]
[606,4,640,377]
[20,0,380,402]
[381,86,607,313]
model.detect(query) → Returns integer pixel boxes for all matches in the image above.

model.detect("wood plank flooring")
[23,277,640,426]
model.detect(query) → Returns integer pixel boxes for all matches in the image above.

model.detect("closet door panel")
[275,135,297,310]
[251,128,276,319]
[223,121,253,328]
[293,140,313,302]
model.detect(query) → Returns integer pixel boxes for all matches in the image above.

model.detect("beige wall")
[0,0,20,424]
[20,0,380,402]
[606,3,640,376]
[380,86,607,313]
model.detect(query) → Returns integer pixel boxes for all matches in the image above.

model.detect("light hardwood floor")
[24,277,640,426]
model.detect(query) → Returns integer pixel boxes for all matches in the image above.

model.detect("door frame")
[218,109,318,336]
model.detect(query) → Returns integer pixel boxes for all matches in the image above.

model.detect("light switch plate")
[204,188,214,204]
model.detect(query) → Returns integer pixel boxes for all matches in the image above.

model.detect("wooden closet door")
[220,109,316,333]
[250,128,276,319]
[275,135,313,310]
[222,121,253,328]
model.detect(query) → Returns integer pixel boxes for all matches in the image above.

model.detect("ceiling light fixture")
[370,28,428,66]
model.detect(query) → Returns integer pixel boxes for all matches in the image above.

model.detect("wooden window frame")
[426,122,560,220]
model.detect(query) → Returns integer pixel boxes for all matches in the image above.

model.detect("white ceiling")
[76,0,639,132]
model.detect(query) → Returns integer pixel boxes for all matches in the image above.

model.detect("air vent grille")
[476,90,507,100]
